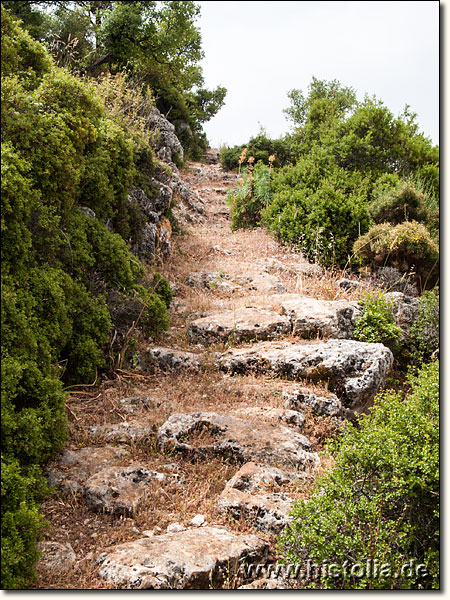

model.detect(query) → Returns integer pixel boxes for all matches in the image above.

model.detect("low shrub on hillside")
[353,221,439,289]
[280,360,439,589]
[368,176,437,231]
[353,292,403,353]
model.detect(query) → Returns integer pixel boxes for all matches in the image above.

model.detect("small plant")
[353,292,403,352]
[226,159,273,230]
[409,287,439,362]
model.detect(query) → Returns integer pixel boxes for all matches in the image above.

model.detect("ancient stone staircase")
[37,155,404,590]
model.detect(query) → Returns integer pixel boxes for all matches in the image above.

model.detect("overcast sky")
[196,1,440,148]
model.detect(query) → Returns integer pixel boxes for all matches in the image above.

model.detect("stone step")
[157,411,320,471]
[278,294,361,339]
[217,339,393,411]
[188,307,291,344]
[218,462,312,534]
[96,526,269,589]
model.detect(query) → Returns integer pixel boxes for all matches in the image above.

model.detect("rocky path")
[36,157,397,589]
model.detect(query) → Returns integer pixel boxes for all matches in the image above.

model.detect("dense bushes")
[220,130,292,171]
[225,78,439,275]
[280,360,439,589]
[1,7,173,588]
[3,0,227,160]
[262,152,371,267]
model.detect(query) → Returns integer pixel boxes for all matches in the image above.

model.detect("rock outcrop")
[157,412,320,471]
[96,526,269,589]
[46,446,130,495]
[282,388,346,418]
[217,339,393,410]
[279,295,361,339]
[85,466,179,516]
[145,346,203,372]
[218,462,311,534]
[188,307,291,345]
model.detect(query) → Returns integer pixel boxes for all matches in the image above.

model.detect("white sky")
[196,0,440,148]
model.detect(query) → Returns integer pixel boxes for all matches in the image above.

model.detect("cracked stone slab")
[217,339,393,411]
[85,466,180,516]
[233,406,305,430]
[188,307,291,344]
[88,419,156,444]
[218,462,311,534]
[279,295,361,339]
[45,446,129,495]
[96,526,269,589]
[157,412,320,471]
[145,346,203,372]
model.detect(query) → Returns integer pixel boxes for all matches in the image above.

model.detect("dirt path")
[35,159,361,589]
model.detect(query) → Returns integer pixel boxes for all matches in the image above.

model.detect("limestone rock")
[146,346,203,372]
[157,412,320,471]
[234,406,305,430]
[232,270,287,293]
[279,295,361,339]
[204,148,220,164]
[96,526,269,589]
[156,215,172,258]
[45,446,129,495]
[89,419,156,444]
[218,462,310,534]
[283,388,345,418]
[217,339,393,410]
[117,396,155,414]
[184,270,231,290]
[37,541,76,574]
[147,106,184,164]
[337,278,364,291]
[85,466,172,516]
[384,291,419,342]
[188,307,291,345]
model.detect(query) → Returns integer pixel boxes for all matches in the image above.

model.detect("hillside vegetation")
[0,4,187,587]
[224,78,439,286]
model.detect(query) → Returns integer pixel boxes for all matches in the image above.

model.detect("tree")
[2,1,227,158]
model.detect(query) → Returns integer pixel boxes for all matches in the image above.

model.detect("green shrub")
[353,221,439,288]
[353,292,403,352]
[409,288,439,362]
[368,177,434,227]
[220,131,292,171]
[0,457,48,589]
[280,360,439,589]
[1,8,172,587]
[262,153,371,267]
